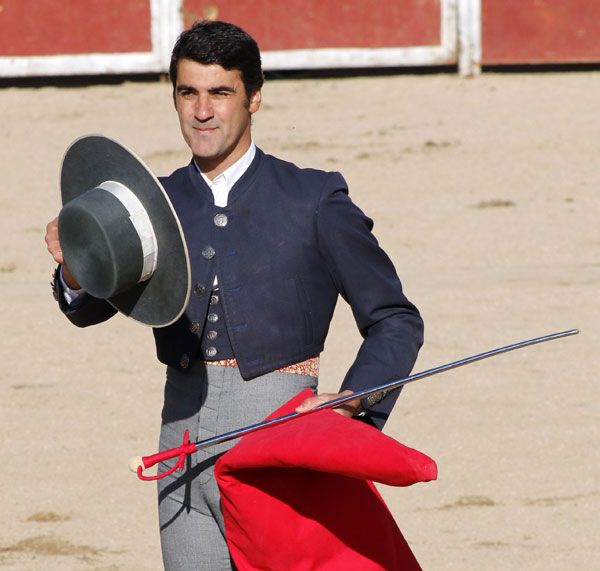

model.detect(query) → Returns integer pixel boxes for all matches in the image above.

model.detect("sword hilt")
[129,429,196,481]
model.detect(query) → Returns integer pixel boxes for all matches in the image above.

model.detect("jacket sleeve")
[52,266,118,327]
[316,173,424,430]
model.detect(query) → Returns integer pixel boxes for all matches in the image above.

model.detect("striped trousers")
[157,361,317,570]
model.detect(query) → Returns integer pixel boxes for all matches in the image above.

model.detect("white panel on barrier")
[457,0,482,76]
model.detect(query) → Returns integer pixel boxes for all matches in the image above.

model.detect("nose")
[194,93,214,122]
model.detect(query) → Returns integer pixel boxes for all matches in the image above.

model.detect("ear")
[248,90,261,114]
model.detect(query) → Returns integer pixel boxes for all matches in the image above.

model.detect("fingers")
[45,217,64,264]
[46,217,81,289]
[295,390,360,418]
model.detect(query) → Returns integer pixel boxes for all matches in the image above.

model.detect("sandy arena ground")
[0,70,598,570]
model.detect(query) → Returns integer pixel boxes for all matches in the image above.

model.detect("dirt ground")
[0,70,598,570]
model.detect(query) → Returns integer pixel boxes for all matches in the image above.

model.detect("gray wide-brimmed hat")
[58,135,190,327]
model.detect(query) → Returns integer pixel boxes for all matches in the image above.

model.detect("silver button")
[207,313,218,323]
[210,294,219,305]
[206,330,218,340]
[194,283,206,296]
[214,213,228,227]
[179,353,190,369]
[202,246,215,260]
[189,321,200,334]
[205,346,218,358]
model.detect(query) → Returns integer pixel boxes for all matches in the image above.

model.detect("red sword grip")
[135,430,197,481]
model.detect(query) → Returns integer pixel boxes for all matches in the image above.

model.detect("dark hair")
[169,20,264,99]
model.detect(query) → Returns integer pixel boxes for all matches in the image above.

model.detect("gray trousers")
[157,361,317,570]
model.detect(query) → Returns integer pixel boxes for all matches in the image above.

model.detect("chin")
[193,151,221,163]
[190,144,219,159]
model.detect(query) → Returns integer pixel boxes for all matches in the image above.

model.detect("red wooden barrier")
[0,0,455,77]
[5,0,598,78]
[482,0,600,64]
[0,0,151,56]
[182,0,442,49]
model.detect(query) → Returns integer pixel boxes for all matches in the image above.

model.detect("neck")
[196,137,252,181]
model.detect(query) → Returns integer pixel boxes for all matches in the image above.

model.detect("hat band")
[98,181,158,282]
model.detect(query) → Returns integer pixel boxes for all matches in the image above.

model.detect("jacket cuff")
[51,265,89,312]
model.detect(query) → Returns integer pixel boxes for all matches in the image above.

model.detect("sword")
[129,328,578,481]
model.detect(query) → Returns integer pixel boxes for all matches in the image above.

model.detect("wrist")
[61,265,81,290]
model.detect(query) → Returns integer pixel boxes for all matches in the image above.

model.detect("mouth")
[193,126,217,134]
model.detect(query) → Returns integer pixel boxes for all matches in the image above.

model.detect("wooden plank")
[482,0,600,64]
[182,0,442,49]
[0,0,152,56]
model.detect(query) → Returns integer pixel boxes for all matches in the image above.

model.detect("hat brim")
[61,135,190,328]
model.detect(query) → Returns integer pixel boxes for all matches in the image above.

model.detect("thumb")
[295,395,322,413]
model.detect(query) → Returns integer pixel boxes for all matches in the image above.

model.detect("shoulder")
[258,150,348,197]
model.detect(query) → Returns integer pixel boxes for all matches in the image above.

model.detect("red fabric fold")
[215,389,437,570]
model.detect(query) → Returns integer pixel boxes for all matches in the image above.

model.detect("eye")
[209,88,235,98]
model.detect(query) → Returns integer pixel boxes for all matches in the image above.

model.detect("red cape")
[215,389,437,570]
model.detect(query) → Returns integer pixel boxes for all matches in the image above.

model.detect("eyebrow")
[209,85,236,94]
[176,84,236,94]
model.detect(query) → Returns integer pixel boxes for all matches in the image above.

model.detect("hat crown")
[59,187,145,299]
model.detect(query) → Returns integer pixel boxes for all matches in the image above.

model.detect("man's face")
[174,59,261,177]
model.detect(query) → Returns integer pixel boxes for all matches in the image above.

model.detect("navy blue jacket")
[55,149,423,429]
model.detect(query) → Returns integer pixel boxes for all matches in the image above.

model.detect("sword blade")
[192,328,578,450]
